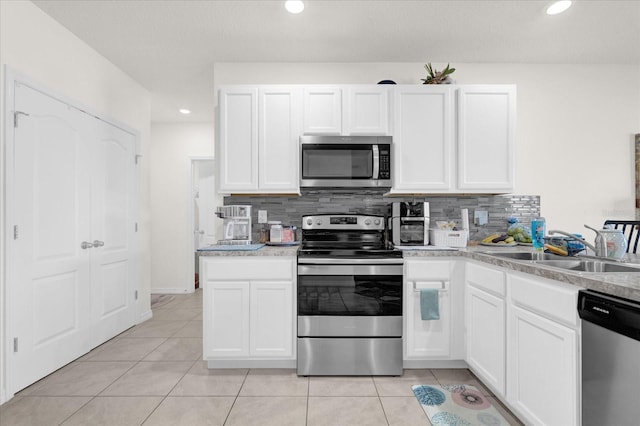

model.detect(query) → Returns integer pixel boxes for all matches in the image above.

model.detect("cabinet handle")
[81,241,94,249]
[93,240,105,247]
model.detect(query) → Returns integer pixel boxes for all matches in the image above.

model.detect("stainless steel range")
[297,214,403,376]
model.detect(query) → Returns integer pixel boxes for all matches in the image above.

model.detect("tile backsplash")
[223,190,540,242]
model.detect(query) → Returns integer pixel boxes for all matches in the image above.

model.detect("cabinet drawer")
[508,273,579,327]
[465,262,505,297]
[202,257,294,281]
[405,260,451,280]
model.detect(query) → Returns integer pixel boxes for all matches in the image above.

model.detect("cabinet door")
[250,281,294,358]
[465,284,506,396]
[343,86,390,135]
[457,85,515,191]
[204,281,250,358]
[405,280,451,358]
[392,86,453,191]
[258,87,301,192]
[218,88,258,191]
[303,87,342,135]
[507,305,578,426]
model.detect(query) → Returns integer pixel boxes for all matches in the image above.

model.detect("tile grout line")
[371,375,391,426]
[222,368,251,425]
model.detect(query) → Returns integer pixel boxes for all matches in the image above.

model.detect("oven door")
[297,263,403,337]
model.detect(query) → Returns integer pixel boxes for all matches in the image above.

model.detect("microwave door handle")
[372,145,379,179]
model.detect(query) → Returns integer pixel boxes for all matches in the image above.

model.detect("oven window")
[298,275,402,316]
[302,145,373,179]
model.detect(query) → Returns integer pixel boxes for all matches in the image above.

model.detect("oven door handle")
[297,258,403,265]
[298,264,403,276]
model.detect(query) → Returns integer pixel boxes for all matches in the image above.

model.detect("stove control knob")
[364,219,371,226]
[306,218,313,226]
[374,219,381,225]
[316,220,322,226]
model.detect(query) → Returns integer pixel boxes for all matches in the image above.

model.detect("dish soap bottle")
[531,216,546,251]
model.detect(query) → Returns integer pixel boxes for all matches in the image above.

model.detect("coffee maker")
[389,202,430,246]
[215,205,252,245]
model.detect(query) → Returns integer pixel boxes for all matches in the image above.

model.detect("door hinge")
[13,225,18,240]
[14,337,18,353]
[14,111,29,128]
[135,154,142,165]
[135,222,138,232]
[135,290,138,300]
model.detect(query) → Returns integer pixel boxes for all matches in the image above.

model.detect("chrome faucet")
[548,225,607,257]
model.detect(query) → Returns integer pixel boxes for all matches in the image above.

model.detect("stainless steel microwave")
[300,135,392,188]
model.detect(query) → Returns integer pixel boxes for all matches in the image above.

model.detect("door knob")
[81,241,94,249]
[93,240,105,247]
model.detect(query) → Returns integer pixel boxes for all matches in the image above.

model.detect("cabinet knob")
[81,241,94,249]
[93,240,105,247]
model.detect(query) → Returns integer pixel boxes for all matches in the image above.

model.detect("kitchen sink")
[535,259,640,273]
[486,251,575,261]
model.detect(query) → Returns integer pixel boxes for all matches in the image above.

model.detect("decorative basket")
[430,229,468,247]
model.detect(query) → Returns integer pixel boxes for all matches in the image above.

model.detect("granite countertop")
[198,245,300,257]
[198,243,640,302]
[406,245,640,303]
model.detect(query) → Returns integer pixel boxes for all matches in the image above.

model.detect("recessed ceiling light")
[285,0,304,14]
[546,1,572,15]
[179,108,191,115]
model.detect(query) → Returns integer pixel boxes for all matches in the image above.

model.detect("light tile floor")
[1,290,523,425]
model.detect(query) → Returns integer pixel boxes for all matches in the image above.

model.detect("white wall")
[150,123,214,293]
[214,62,640,233]
[0,0,151,402]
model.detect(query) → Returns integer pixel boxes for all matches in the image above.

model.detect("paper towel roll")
[461,208,469,231]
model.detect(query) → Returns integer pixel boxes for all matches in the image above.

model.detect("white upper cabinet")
[218,86,300,193]
[218,84,515,194]
[392,86,453,191]
[303,86,342,135]
[218,88,258,191]
[258,87,301,191]
[303,85,390,136]
[457,85,516,191]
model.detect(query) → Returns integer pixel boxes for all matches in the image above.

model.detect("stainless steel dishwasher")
[578,290,640,426]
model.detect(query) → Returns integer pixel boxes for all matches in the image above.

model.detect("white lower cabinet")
[464,262,506,396]
[202,257,296,366]
[506,272,580,426]
[404,259,464,365]
[464,262,581,426]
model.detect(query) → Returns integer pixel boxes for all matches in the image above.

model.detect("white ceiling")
[32,0,640,123]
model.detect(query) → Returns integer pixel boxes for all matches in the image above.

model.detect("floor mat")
[412,384,509,425]
[150,294,175,308]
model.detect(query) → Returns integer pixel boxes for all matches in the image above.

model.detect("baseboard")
[138,309,153,324]
[0,388,10,405]
[207,359,297,369]
[403,359,468,369]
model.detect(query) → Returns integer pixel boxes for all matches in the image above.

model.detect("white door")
[90,120,137,344]
[194,160,217,249]
[11,83,93,392]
